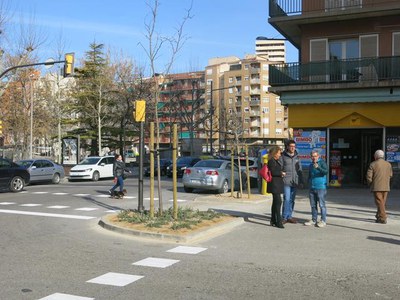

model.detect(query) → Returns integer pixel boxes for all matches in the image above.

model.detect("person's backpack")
[259,164,272,183]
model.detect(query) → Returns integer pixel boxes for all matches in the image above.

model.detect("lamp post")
[29,74,35,159]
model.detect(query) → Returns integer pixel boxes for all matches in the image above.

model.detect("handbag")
[259,164,272,183]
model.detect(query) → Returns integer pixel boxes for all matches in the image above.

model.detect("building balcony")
[250,99,260,106]
[268,0,400,48]
[269,56,400,89]
[250,78,260,84]
[235,101,242,106]
[250,89,261,95]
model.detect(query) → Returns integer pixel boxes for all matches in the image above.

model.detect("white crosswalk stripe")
[38,293,94,300]
[87,272,144,287]
[132,257,180,268]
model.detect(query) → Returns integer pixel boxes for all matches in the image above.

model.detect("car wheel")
[218,180,229,194]
[184,186,193,193]
[9,176,25,192]
[92,171,100,181]
[52,173,61,184]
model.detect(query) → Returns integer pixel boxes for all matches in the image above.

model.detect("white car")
[69,156,115,181]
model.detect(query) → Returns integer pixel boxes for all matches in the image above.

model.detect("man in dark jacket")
[109,154,130,195]
[282,140,303,224]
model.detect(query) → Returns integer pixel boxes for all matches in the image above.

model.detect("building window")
[276,97,281,104]
[244,64,249,70]
[276,108,282,114]
[262,64,268,71]
[263,128,269,135]
[244,118,250,123]
[393,32,400,56]
[244,107,250,113]
[262,97,269,103]
[244,85,249,91]
[262,75,269,81]
[228,98,233,104]
[276,128,282,135]
[229,77,233,83]
[229,88,233,94]
[244,96,249,102]
[262,107,269,114]
[263,117,269,124]
[276,118,282,124]
[263,85,269,92]
[207,79,213,85]
[244,76,249,81]
[206,69,212,75]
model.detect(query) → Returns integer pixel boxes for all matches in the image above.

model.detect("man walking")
[366,150,393,224]
[282,140,303,224]
[304,150,328,228]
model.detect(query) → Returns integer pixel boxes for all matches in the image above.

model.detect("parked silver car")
[17,159,65,184]
[182,159,246,193]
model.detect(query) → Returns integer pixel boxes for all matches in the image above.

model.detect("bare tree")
[139,0,193,214]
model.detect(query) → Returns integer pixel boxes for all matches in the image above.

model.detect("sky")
[7,0,298,74]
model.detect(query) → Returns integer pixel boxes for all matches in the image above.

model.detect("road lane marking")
[52,192,69,195]
[0,202,16,205]
[167,246,208,254]
[47,205,70,209]
[20,203,42,207]
[0,209,95,220]
[168,199,187,202]
[73,194,91,197]
[87,272,143,286]
[75,207,98,211]
[39,293,94,300]
[132,257,180,268]
[32,191,49,194]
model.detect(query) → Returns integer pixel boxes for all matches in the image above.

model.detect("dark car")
[0,158,30,192]
[166,157,201,178]
[144,159,172,176]
[16,159,65,184]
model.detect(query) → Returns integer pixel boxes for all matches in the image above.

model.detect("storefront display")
[293,129,327,168]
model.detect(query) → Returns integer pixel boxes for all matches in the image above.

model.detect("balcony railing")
[269,0,397,18]
[269,56,400,86]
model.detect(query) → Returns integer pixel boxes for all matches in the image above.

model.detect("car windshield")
[237,159,256,167]
[194,160,223,168]
[78,157,100,165]
[17,160,34,167]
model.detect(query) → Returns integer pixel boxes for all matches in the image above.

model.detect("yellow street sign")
[135,100,146,122]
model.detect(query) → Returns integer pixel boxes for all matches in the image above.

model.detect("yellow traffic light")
[64,52,75,77]
[135,100,146,122]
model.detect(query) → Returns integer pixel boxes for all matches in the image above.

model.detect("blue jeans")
[309,189,327,222]
[282,185,297,220]
[110,175,124,192]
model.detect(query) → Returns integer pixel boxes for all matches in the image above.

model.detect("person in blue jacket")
[304,150,328,228]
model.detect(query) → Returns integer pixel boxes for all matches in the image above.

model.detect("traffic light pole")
[0,60,66,79]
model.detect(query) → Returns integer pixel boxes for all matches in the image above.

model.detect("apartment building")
[268,0,400,187]
[255,37,286,63]
[158,71,205,155]
[204,55,287,155]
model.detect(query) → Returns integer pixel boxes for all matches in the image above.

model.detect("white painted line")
[123,196,136,199]
[75,207,98,211]
[87,272,143,287]
[0,209,95,220]
[105,210,120,213]
[132,257,180,268]
[47,205,70,209]
[95,195,110,198]
[52,192,69,195]
[73,194,91,197]
[32,191,49,194]
[20,204,42,207]
[144,197,159,200]
[38,293,94,300]
[168,199,187,202]
[0,202,16,205]
[20,191,28,193]
[167,246,208,255]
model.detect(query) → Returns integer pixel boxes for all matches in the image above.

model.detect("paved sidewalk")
[190,187,400,229]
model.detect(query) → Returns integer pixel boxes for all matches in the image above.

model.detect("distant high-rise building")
[255,37,286,63]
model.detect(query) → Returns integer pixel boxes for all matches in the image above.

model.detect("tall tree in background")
[71,42,115,155]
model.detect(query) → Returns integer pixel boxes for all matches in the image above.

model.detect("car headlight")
[84,168,93,172]
[181,166,187,170]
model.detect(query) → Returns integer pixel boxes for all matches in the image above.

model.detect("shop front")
[288,102,400,188]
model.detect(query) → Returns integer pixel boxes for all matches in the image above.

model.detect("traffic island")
[98,211,244,243]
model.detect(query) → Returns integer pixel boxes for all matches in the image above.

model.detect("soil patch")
[106,214,237,236]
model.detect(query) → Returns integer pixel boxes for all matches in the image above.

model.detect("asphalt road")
[0,177,399,300]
